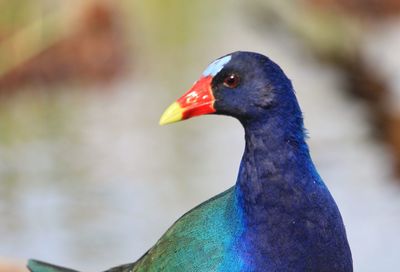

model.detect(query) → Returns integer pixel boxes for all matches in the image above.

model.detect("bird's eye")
[223,74,240,88]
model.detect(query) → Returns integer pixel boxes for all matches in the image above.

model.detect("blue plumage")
[28,51,352,272]
[212,52,352,271]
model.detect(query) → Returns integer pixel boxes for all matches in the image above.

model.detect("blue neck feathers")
[233,96,352,271]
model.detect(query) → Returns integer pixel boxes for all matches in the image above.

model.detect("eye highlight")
[223,73,240,88]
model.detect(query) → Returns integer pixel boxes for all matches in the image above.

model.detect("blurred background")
[0,0,400,271]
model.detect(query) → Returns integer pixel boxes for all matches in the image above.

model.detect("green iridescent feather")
[28,187,244,272]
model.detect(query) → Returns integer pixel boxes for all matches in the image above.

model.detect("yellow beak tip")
[159,102,184,126]
[158,118,171,126]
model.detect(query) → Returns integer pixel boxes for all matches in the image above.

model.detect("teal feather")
[27,260,79,272]
[131,187,244,272]
[28,188,245,272]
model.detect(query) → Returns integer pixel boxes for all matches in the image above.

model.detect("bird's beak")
[159,75,216,125]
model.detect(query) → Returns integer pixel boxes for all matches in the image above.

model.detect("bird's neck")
[233,115,352,271]
[236,115,316,211]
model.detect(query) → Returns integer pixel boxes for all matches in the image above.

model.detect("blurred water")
[1,2,400,272]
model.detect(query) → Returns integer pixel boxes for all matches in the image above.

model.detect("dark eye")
[223,73,240,88]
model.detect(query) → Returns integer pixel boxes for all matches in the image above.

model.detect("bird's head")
[159,51,300,126]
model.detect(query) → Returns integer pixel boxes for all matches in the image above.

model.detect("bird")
[28,51,352,272]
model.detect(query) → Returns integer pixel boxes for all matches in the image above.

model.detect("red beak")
[159,75,216,125]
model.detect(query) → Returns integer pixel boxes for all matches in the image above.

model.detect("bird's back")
[28,188,243,272]
[128,187,244,272]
